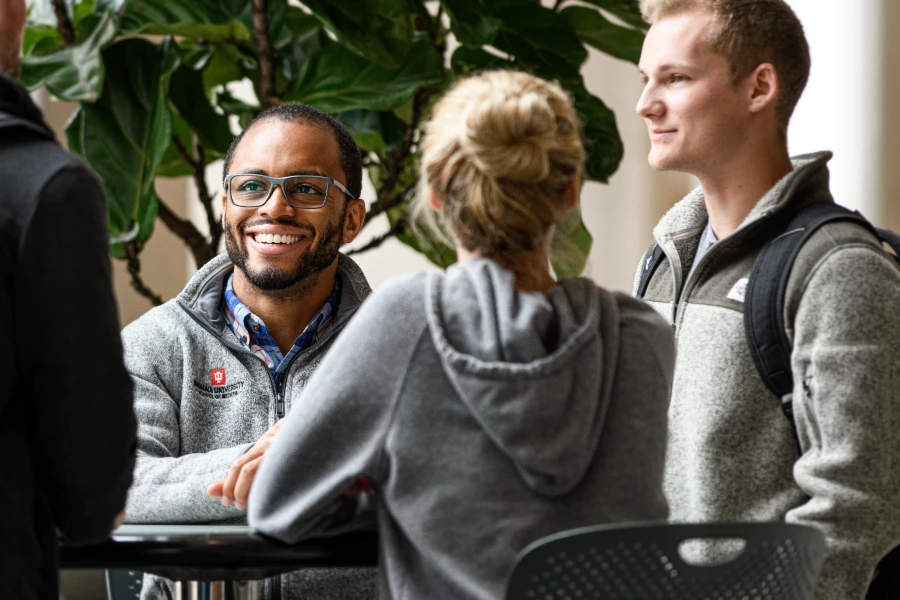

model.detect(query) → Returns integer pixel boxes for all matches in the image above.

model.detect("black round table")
[59,524,378,599]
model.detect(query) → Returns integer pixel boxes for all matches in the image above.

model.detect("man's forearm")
[126,444,253,523]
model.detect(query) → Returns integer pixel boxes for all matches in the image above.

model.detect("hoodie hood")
[424,259,621,497]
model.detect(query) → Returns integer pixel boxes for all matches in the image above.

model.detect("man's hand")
[207,420,283,510]
[113,510,126,529]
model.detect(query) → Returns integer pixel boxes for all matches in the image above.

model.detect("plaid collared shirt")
[222,273,342,393]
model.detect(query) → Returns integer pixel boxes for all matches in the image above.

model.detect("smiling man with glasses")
[120,104,376,600]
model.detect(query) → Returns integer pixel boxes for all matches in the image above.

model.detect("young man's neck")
[232,261,339,354]
[698,142,793,239]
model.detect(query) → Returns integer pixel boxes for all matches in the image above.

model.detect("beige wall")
[882,0,900,232]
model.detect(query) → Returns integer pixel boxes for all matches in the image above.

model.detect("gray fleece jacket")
[635,151,900,600]
[249,258,674,600]
[122,253,376,599]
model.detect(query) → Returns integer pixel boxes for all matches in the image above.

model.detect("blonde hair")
[413,70,585,272]
[640,0,809,137]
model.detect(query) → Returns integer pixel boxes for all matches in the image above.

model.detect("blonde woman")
[249,70,674,599]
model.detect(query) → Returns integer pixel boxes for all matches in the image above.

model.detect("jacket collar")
[652,151,834,243]
[176,252,372,336]
[0,74,55,141]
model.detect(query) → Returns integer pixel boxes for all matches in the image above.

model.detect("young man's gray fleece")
[122,252,376,600]
[249,258,675,600]
[636,151,900,600]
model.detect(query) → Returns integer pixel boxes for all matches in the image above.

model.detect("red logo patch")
[211,369,226,387]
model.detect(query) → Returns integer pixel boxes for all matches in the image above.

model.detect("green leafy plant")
[22,0,646,306]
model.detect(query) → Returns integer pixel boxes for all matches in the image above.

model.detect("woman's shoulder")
[347,272,433,337]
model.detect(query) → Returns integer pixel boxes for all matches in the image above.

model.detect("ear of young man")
[746,63,780,116]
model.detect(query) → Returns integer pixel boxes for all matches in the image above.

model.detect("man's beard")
[225,210,345,293]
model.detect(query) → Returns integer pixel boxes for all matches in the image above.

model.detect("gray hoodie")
[122,252,376,599]
[249,259,674,600]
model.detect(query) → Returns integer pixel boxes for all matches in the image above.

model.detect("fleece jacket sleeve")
[16,165,137,543]
[248,282,425,542]
[787,244,900,600]
[123,329,252,523]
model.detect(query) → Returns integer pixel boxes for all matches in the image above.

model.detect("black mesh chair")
[505,522,826,600]
[106,569,143,600]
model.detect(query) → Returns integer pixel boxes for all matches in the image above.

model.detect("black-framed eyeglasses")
[224,174,357,209]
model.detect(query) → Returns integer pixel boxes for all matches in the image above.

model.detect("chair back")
[106,569,143,600]
[505,522,825,600]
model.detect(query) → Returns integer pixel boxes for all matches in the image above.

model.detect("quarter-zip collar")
[649,151,835,326]
[176,252,371,351]
[653,151,834,247]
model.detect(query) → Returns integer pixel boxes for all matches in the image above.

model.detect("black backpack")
[637,202,900,599]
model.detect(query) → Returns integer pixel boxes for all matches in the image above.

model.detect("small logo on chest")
[728,277,749,303]
[210,369,227,387]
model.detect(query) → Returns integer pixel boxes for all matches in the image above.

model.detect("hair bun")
[459,89,557,183]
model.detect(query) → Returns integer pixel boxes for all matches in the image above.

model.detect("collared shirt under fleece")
[122,253,376,600]
[223,273,341,391]
[634,151,900,600]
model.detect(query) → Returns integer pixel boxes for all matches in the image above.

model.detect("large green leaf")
[578,0,648,31]
[202,43,256,92]
[337,110,408,156]
[19,10,118,102]
[119,0,251,41]
[300,0,416,68]
[491,4,587,80]
[449,46,514,74]
[268,4,318,50]
[440,0,500,47]
[569,82,623,183]
[64,105,84,156]
[169,66,234,154]
[560,6,645,65]
[388,204,457,269]
[79,38,173,247]
[21,24,62,56]
[66,102,126,259]
[156,114,195,179]
[551,206,593,278]
[277,27,326,91]
[283,36,445,113]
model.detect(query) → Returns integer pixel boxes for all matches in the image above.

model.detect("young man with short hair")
[635,1,900,598]
[123,105,375,599]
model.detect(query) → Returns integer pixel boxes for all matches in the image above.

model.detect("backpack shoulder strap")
[636,242,666,298]
[744,203,877,428]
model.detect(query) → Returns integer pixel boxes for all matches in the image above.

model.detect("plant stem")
[123,242,164,307]
[157,196,216,268]
[193,139,223,251]
[346,216,408,256]
[250,0,277,109]
[173,135,223,254]
[553,0,567,11]
[365,88,429,226]
[51,0,76,45]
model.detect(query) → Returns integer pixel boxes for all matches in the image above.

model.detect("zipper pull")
[276,392,285,419]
